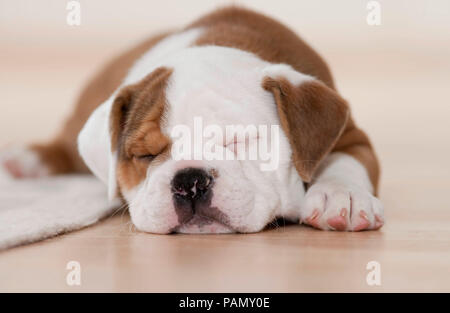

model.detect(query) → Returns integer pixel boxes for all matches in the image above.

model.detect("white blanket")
[0,175,118,250]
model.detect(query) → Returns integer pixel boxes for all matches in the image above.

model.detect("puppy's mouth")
[174,214,235,234]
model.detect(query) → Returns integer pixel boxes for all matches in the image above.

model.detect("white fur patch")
[78,100,114,186]
[262,63,314,86]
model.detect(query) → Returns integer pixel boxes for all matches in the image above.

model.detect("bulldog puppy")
[0,7,384,233]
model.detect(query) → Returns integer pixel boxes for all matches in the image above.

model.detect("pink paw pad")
[327,208,348,231]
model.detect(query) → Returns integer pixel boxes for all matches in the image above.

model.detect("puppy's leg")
[300,152,384,231]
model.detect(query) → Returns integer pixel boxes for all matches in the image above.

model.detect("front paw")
[300,182,384,231]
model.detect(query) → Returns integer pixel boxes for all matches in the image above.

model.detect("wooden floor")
[1,177,449,292]
[1,39,450,292]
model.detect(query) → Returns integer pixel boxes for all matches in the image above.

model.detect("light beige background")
[1,0,450,292]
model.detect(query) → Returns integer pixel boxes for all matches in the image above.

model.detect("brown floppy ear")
[109,86,135,153]
[262,66,349,182]
[109,66,173,154]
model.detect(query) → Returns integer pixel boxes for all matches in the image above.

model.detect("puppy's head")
[78,50,348,234]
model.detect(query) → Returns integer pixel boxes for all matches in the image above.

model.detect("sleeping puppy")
[0,7,383,233]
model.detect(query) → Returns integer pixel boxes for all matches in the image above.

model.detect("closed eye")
[224,135,260,153]
[135,154,156,162]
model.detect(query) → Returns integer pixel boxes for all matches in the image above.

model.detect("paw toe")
[353,219,370,231]
[374,214,384,229]
[305,209,322,229]
[327,208,348,231]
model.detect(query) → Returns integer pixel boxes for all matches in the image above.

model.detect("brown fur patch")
[332,118,380,193]
[29,141,74,174]
[263,77,349,182]
[111,67,173,191]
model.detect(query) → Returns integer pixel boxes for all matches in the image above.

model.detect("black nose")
[171,168,213,200]
[171,168,214,223]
